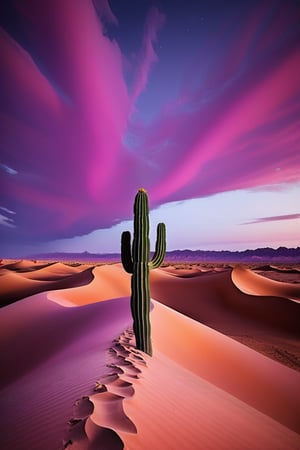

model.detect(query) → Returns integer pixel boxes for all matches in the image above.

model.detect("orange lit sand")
[0,260,299,449]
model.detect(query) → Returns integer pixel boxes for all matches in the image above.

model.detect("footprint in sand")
[63,327,146,449]
[95,373,135,397]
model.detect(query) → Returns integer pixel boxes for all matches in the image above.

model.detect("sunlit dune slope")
[83,300,300,450]
[48,264,131,306]
[150,301,300,433]
[0,262,95,307]
[0,260,50,271]
[232,264,300,301]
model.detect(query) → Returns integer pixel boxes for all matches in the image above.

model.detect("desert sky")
[0,0,299,256]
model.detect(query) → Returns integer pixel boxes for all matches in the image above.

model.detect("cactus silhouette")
[121,188,166,356]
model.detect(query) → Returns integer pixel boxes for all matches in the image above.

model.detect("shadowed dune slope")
[0,293,132,450]
[150,267,300,334]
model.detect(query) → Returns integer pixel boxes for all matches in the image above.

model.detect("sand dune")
[160,265,205,277]
[0,259,51,271]
[150,266,300,369]
[65,303,300,449]
[20,262,91,279]
[121,306,300,450]
[0,260,300,449]
[0,292,132,449]
[0,262,95,307]
[150,266,300,333]
[232,264,300,301]
[150,301,300,433]
[48,264,131,306]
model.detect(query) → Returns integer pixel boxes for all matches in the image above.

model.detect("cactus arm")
[149,223,166,269]
[121,231,133,274]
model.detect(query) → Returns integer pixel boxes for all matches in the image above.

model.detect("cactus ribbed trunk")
[131,262,151,355]
[121,188,166,356]
[131,190,151,354]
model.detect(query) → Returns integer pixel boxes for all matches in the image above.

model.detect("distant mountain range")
[26,247,300,264]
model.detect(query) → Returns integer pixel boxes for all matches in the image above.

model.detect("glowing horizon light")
[27,184,299,256]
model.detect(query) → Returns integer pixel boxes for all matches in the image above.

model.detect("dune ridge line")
[62,327,146,449]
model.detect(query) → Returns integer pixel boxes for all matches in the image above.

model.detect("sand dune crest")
[48,264,131,306]
[64,328,142,448]
[0,262,95,307]
[232,264,300,301]
[150,300,300,433]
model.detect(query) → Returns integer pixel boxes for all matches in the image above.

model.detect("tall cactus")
[121,188,166,356]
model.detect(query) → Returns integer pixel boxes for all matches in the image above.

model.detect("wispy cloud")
[93,0,118,26]
[242,213,300,225]
[0,163,18,175]
[130,7,165,107]
[0,213,16,228]
[0,206,16,214]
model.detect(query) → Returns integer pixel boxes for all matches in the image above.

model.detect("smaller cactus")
[121,189,166,355]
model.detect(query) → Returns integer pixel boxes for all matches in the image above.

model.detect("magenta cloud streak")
[150,4,300,201]
[1,0,300,244]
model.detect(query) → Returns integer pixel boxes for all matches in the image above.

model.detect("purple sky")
[0,0,300,256]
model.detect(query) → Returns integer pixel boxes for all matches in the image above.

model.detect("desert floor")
[0,259,299,449]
